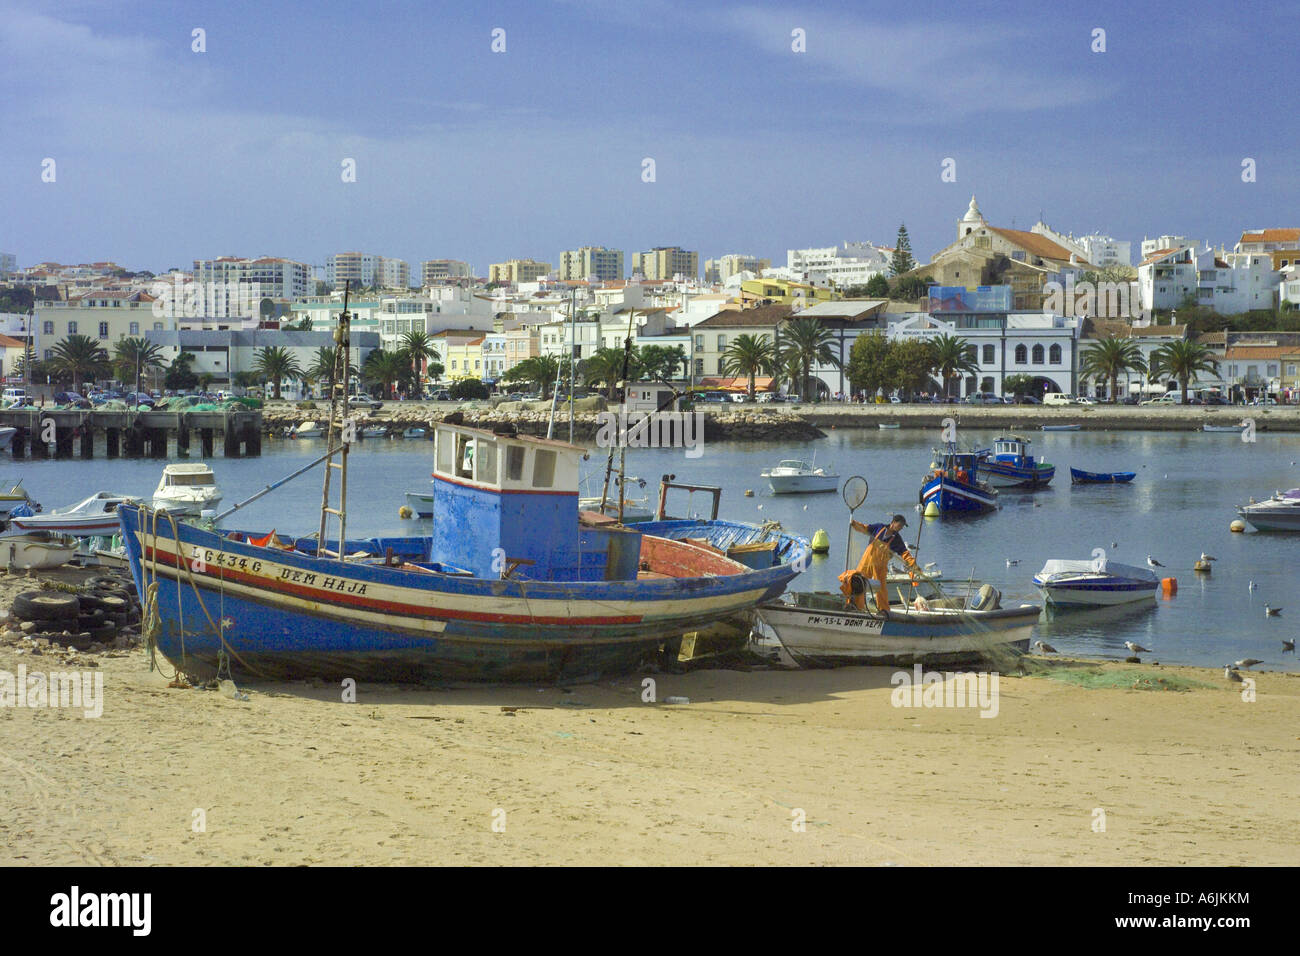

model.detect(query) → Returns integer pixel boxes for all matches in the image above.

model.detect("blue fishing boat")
[1070,468,1136,484]
[117,421,809,683]
[975,436,1055,489]
[919,445,999,513]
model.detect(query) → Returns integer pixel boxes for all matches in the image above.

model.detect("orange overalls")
[838,523,919,611]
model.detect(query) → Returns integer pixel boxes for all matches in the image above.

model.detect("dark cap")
[891,513,908,527]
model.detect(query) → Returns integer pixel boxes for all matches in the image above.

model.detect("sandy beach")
[2,595,1296,865]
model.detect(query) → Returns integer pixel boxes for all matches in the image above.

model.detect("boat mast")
[317,281,352,558]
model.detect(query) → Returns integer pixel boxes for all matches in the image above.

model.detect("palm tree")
[112,337,167,395]
[929,334,980,399]
[361,348,410,399]
[252,346,303,400]
[583,347,635,401]
[778,316,840,401]
[400,330,440,397]
[722,333,776,399]
[1149,338,1220,404]
[49,334,110,392]
[1079,336,1148,403]
[305,346,358,399]
[502,355,560,398]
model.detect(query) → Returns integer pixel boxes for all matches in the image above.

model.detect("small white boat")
[292,421,323,438]
[404,488,434,519]
[761,458,839,494]
[0,531,78,570]
[362,426,389,438]
[878,422,901,430]
[754,585,1039,667]
[10,492,139,537]
[1202,422,1249,433]
[403,427,427,440]
[152,462,222,515]
[1032,558,1159,607]
[1040,424,1081,432]
[1237,488,1300,531]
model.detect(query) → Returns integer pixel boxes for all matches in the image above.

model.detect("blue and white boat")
[1069,467,1136,484]
[920,446,998,513]
[1032,558,1159,607]
[117,422,809,683]
[975,436,1055,489]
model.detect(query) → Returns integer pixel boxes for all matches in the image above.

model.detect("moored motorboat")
[361,425,389,438]
[117,422,809,683]
[761,458,839,494]
[1202,422,1249,433]
[754,586,1038,668]
[292,421,323,438]
[975,436,1054,489]
[1041,424,1081,432]
[1069,468,1136,484]
[1237,488,1300,531]
[404,486,434,518]
[153,462,222,515]
[1032,558,1158,607]
[11,491,138,536]
[920,445,998,513]
[877,422,901,430]
[403,427,427,440]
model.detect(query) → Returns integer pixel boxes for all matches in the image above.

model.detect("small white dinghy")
[0,530,77,570]
[10,492,139,537]
[153,462,222,515]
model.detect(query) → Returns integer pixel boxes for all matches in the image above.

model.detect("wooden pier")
[0,408,262,459]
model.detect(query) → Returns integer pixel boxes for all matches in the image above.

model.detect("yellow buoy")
[1193,559,1211,573]
[810,528,830,553]
[1229,519,1246,533]
[924,501,941,518]
[398,505,414,519]
[744,489,754,497]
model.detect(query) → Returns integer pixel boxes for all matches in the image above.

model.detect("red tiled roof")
[1138,248,1180,267]
[1238,229,1300,245]
[0,334,28,349]
[987,227,1090,265]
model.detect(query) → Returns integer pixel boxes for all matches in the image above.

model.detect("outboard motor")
[968,583,1001,611]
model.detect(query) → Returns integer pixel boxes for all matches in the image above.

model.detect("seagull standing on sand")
[1265,604,1282,617]
[1125,641,1151,654]
[1224,666,1244,683]
[1034,641,1057,654]
[1146,555,1165,570]
[1233,658,1263,669]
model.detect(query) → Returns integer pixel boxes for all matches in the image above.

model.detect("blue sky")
[3,0,1295,276]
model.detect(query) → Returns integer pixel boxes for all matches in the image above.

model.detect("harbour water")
[17,427,1300,672]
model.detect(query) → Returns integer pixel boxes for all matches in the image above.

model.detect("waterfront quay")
[0,407,262,458]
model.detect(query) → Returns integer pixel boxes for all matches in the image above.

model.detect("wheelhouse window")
[506,445,525,481]
[533,449,556,488]
[475,438,498,484]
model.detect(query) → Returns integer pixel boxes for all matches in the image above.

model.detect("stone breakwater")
[260,400,827,442]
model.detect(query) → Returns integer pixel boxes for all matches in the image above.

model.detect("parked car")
[1140,394,1176,405]
[963,392,1001,405]
[1075,396,1097,405]
[353,393,383,411]
[125,391,155,407]
[432,389,453,401]
[1010,395,1041,405]
[1043,392,1076,406]
[53,391,90,408]
[1121,395,1142,405]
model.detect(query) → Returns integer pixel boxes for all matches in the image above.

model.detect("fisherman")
[838,513,922,612]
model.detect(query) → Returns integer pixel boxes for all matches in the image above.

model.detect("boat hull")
[1237,507,1300,531]
[117,507,806,683]
[920,476,997,512]
[1069,468,1135,484]
[755,600,1037,667]
[766,474,839,494]
[10,515,124,536]
[976,461,1055,489]
[1,534,77,570]
[404,492,434,518]
[1035,583,1157,607]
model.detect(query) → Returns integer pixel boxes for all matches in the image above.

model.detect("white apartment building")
[1140,235,1198,260]
[1076,234,1132,268]
[325,252,410,290]
[192,256,313,310]
[481,333,507,383]
[421,259,473,284]
[557,246,624,282]
[784,242,889,287]
[1138,246,1279,314]
[1280,266,1300,307]
[704,254,771,284]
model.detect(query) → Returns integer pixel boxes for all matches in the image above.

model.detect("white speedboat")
[1032,558,1159,607]
[10,492,139,537]
[362,425,389,438]
[0,531,77,570]
[152,462,222,515]
[1237,488,1300,531]
[403,427,427,440]
[753,586,1039,668]
[761,458,839,494]
[405,485,434,519]
[292,421,323,438]
[1202,421,1249,433]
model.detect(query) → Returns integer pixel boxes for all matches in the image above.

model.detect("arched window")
[982,344,994,365]
[1049,344,1062,365]
[1015,344,1027,364]
[1032,344,1045,364]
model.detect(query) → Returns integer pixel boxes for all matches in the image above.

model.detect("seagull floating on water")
[1006,559,1019,568]
[1233,658,1263,669]
[1125,641,1151,654]
[1265,604,1282,617]
[1146,555,1165,570]
[1248,581,1258,591]
[1034,641,1057,654]
[1224,666,1244,683]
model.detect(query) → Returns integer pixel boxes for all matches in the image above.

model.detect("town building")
[738,278,843,310]
[1235,229,1300,271]
[0,254,15,277]
[704,254,772,285]
[325,252,410,290]
[489,259,552,285]
[192,256,313,310]
[421,259,474,284]
[783,242,890,288]
[557,247,624,282]
[630,247,698,281]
